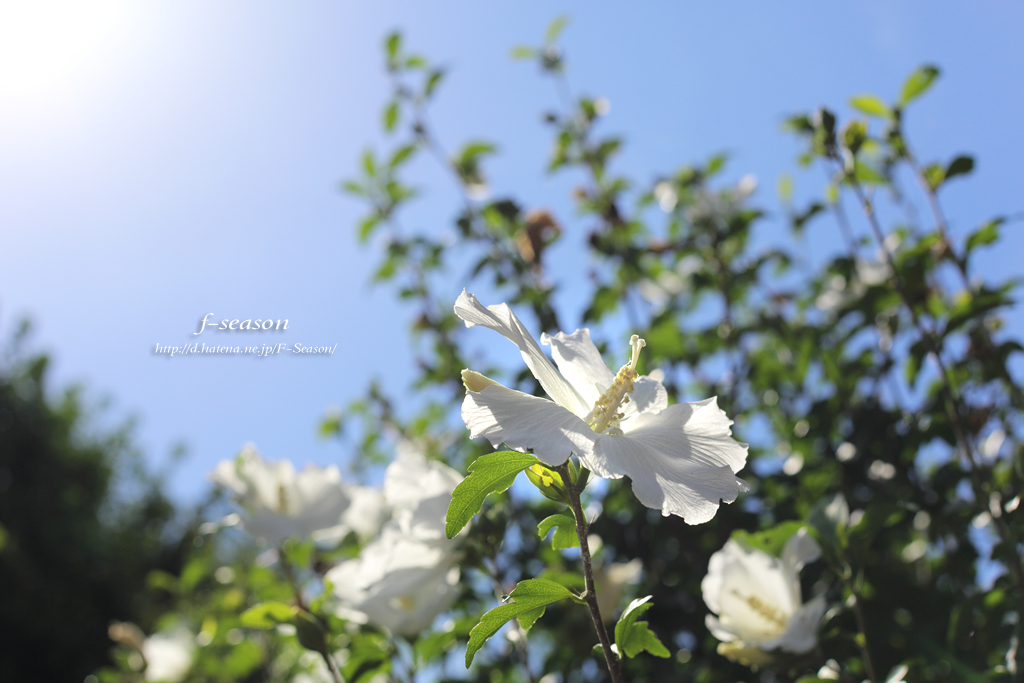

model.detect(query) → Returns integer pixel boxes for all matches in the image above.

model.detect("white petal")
[714,549,798,639]
[764,594,826,654]
[384,447,462,541]
[541,328,615,410]
[589,399,748,523]
[620,376,669,421]
[781,528,821,573]
[327,528,461,637]
[705,614,740,643]
[462,382,597,466]
[455,290,589,416]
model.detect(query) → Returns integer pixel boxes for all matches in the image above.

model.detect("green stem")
[556,462,624,683]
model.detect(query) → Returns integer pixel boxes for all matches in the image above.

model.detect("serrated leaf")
[537,513,580,550]
[900,65,939,105]
[849,94,891,117]
[465,579,575,667]
[545,15,568,44]
[445,451,539,538]
[614,596,670,659]
[240,601,296,629]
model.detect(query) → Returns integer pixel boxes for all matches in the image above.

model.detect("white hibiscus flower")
[327,450,463,637]
[209,445,351,546]
[455,290,748,524]
[701,528,826,665]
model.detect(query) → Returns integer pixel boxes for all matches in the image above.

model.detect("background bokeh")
[1,1,1021,502]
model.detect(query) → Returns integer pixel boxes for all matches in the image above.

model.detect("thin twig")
[845,566,878,683]
[556,462,624,683]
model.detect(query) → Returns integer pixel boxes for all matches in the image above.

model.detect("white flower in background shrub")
[209,445,350,546]
[141,627,195,683]
[455,290,748,524]
[327,450,463,637]
[701,528,826,666]
[312,484,388,546]
[384,440,463,541]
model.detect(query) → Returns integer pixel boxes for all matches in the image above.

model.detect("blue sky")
[1,2,1021,502]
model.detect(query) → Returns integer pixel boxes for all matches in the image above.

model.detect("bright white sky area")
[1,1,1021,502]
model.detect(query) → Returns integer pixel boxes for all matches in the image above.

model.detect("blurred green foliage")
[332,21,1022,683]
[70,18,1024,683]
[0,324,185,682]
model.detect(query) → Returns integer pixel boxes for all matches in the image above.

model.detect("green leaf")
[614,596,670,659]
[853,160,886,184]
[545,15,569,44]
[383,101,399,133]
[240,601,297,629]
[465,579,576,667]
[510,45,536,60]
[357,215,379,243]
[361,149,376,176]
[389,143,417,168]
[385,32,401,60]
[849,94,891,117]
[293,610,328,655]
[944,155,974,182]
[340,180,364,196]
[966,218,1002,253]
[900,65,940,105]
[425,68,445,98]
[445,450,539,539]
[731,521,806,557]
[458,141,497,164]
[537,513,580,550]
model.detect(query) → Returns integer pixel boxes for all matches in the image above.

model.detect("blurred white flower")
[141,628,195,683]
[384,440,464,541]
[815,257,891,317]
[701,528,826,666]
[209,445,351,546]
[456,290,748,524]
[594,558,643,620]
[653,181,678,212]
[313,485,387,545]
[327,450,463,637]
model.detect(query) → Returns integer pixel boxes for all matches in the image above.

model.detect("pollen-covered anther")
[588,334,646,434]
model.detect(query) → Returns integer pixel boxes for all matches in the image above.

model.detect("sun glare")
[0,2,129,105]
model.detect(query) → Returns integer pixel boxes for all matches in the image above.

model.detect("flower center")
[588,334,646,434]
[730,589,787,632]
[391,595,417,613]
